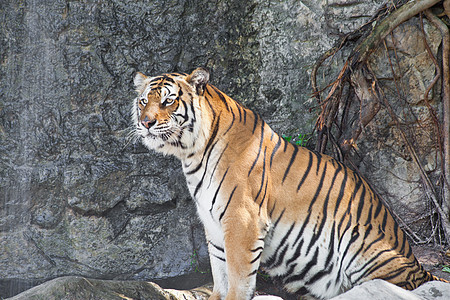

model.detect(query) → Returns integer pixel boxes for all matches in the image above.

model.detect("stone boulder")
[6,276,213,300]
[7,277,450,300]
[330,279,450,300]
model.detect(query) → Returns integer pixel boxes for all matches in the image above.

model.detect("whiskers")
[158,125,187,149]
[122,125,141,150]
[123,118,190,153]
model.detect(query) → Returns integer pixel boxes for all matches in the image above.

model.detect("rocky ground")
[7,244,449,300]
[413,245,450,281]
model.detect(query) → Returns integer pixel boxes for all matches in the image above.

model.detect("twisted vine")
[311,0,450,245]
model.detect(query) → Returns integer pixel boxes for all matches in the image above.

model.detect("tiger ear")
[134,72,148,94]
[186,67,210,95]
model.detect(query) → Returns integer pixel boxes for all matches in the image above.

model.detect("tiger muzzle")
[141,116,156,129]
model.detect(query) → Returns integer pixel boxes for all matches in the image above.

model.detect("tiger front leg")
[207,239,228,300]
[220,211,267,300]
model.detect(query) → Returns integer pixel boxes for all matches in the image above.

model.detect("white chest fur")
[182,156,226,245]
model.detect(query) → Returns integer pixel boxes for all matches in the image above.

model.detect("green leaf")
[442,265,450,273]
[282,135,292,142]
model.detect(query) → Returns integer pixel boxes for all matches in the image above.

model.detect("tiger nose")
[141,116,156,129]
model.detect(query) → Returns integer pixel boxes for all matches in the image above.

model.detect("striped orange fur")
[132,68,448,300]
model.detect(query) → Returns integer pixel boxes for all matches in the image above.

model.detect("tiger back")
[132,68,448,300]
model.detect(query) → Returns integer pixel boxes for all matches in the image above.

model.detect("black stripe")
[364,204,373,226]
[172,98,188,124]
[269,202,276,218]
[265,223,295,269]
[211,85,230,111]
[270,244,289,269]
[351,242,396,281]
[283,137,289,152]
[305,268,332,285]
[162,75,175,83]
[335,228,360,284]
[380,263,416,282]
[333,166,348,216]
[296,287,309,296]
[337,215,352,251]
[207,144,229,188]
[345,239,366,276]
[188,101,197,132]
[294,211,311,247]
[270,208,285,232]
[362,229,385,255]
[252,111,259,134]
[248,121,265,176]
[204,89,217,119]
[284,247,319,284]
[406,242,413,258]
[186,114,220,175]
[363,223,373,240]
[357,255,399,283]
[194,140,218,198]
[381,208,388,232]
[209,241,225,252]
[206,85,215,99]
[339,175,362,227]
[297,152,313,192]
[236,103,243,122]
[254,148,267,203]
[259,180,268,214]
[251,251,263,264]
[315,152,322,175]
[150,76,163,83]
[282,146,298,184]
[307,162,328,211]
[324,223,336,268]
[270,136,282,168]
[356,184,366,223]
[374,197,383,219]
[286,239,303,267]
[210,168,229,212]
[224,106,236,135]
[392,219,399,249]
[306,164,341,255]
[251,247,264,253]
[212,254,226,262]
[219,186,237,221]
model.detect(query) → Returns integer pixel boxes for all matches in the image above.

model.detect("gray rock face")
[330,279,450,300]
[0,0,443,298]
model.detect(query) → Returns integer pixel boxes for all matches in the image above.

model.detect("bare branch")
[311,0,450,245]
[370,67,450,245]
[353,0,442,65]
[424,7,450,225]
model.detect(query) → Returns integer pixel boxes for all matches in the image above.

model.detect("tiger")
[131,67,448,300]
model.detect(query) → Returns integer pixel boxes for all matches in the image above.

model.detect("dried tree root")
[424,6,450,223]
[314,0,442,153]
[353,0,442,64]
[370,68,450,245]
[311,0,450,244]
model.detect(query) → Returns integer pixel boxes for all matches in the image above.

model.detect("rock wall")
[0,0,443,298]
[350,17,443,240]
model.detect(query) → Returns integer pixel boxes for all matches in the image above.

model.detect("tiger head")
[132,68,211,158]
